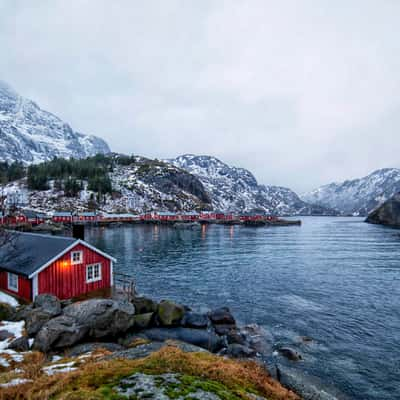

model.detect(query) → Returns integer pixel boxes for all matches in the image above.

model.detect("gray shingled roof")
[0,232,77,277]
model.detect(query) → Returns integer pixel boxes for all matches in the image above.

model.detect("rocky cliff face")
[365,193,400,227]
[303,168,400,216]
[0,81,110,163]
[167,154,335,216]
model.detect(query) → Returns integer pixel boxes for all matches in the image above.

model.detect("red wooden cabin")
[0,232,115,302]
[76,212,99,222]
[199,211,217,220]
[52,212,73,224]
[158,212,178,222]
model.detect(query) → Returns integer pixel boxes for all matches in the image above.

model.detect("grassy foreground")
[0,346,299,400]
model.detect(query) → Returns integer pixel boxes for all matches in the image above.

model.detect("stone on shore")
[0,302,15,321]
[33,294,62,317]
[209,307,236,326]
[132,296,158,314]
[225,343,257,358]
[133,312,154,329]
[157,300,185,326]
[63,299,135,338]
[182,311,209,329]
[67,342,124,357]
[33,315,87,352]
[142,327,224,352]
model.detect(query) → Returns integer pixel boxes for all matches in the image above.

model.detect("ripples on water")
[86,217,400,400]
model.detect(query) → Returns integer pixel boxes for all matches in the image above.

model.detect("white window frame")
[71,250,83,265]
[86,263,102,283]
[7,272,18,292]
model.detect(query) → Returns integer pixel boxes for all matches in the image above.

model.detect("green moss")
[162,374,243,400]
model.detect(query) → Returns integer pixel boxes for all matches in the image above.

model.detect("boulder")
[143,327,224,352]
[0,302,15,321]
[8,336,30,352]
[106,342,166,360]
[240,324,273,356]
[33,294,61,317]
[157,300,184,326]
[0,329,14,340]
[366,193,400,227]
[33,315,87,352]
[132,296,158,314]
[277,347,302,361]
[225,344,256,358]
[226,330,247,345]
[133,312,154,329]
[63,299,135,338]
[182,312,209,329]
[214,324,236,336]
[25,309,53,336]
[209,307,236,326]
[67,342,124,357]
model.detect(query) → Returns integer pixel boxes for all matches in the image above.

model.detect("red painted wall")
[0,271,32,301]
[38,243,111,300]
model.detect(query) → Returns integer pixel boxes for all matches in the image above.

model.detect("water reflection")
[86,218,400,400]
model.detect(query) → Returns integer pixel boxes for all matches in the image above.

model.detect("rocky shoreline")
[0,292,343,399]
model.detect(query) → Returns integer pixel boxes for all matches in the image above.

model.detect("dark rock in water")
[63,299,135,338]
[157,300,185,326]
[67,342,124,357]
[33,294,62,317]
[240,324,273,356]
[226,330,247,345]
[133,312,154,329]
[0,330,14,340]
[366,193,400,227]
[278,347,303,361]
[0,302,15,321]
[143,327,224,352]
[214,324,236,336]
[8,336,29,351]
[33,315,88,352]
[209,307,236,326]
[225,343,257,358]
[132,296,158,314]
[181,311,209,329]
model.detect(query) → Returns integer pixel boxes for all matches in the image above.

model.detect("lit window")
[86,263,102,283]
[8,273,18,292]
[71,251,83,265]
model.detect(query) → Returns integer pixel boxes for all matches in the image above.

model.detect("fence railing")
[113,272,136,301]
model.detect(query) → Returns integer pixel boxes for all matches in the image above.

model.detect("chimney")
[72,224,85,241]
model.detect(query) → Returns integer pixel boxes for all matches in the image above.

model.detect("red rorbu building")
[52,211,73,224]
[0,232,116,302]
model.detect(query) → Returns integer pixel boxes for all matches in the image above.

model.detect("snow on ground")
[0,378,32,387]
[42,361,77,376]
[0,320,26,368]
[0,292,19,307]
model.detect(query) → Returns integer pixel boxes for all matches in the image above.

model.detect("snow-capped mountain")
[0,80,110,163]
[302,168,400,216]
[166,154,335,215]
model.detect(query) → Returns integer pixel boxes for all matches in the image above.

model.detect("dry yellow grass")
[0,346,300,400]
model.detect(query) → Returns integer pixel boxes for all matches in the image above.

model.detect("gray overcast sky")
[1,1,399,193]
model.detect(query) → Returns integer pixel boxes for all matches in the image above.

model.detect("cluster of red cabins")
[0,210,278,226]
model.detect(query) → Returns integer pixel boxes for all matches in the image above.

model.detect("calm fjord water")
[86,217,400,400]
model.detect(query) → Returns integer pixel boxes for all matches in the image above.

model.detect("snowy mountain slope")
[302,168,400,216]
[5,155,212,214]
[166,154,335,215]
[0,81,110,163]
